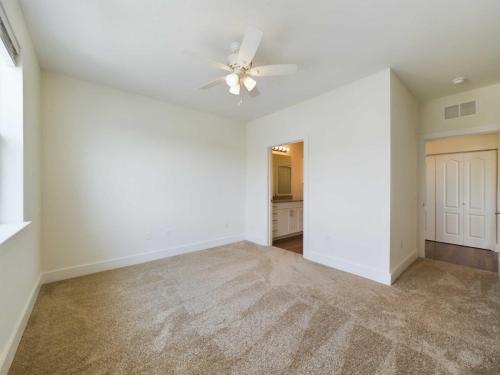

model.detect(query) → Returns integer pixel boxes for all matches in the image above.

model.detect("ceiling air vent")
[444,100,477,120]
[460,101,476,116]
[444,105,459,120]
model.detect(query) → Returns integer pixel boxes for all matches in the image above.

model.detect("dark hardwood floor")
[273,234,303,255]
[425,240,498,273]
[272,237,498,271]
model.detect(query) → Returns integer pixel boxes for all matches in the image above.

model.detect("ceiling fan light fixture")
[229,84,240,95]
[187,26,298,100]
[243,76,256,91]
[452,76,466,85]
[225,73,239,87]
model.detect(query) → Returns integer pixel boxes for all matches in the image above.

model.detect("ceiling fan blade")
[249,64,298,77]
[199,77,226,90]
[181,49,232,72]
[238,27,263,66]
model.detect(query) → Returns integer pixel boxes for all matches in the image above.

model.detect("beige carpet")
[9,241,500,374]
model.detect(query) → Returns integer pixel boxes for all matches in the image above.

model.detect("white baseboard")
[390,249,418,284]
[495,242,500,253]
[244,235,268,246]
[42,234,245,284]
[0,275,42,375]
[304,251,391,285]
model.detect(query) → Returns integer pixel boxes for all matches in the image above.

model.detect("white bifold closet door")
[435,150,496,250]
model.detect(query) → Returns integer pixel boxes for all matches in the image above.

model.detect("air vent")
[444,100,477,120]
[460,101,476,116]
[444,105,459,120]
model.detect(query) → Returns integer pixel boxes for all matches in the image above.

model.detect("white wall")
[246,69,392,284]
[41,73,246,275]
[389,71,418,277]
[425,133,499,155]
[0,0,41,373]
[421,83,500,136]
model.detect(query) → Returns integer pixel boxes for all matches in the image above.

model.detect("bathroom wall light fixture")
[272,146,289,153]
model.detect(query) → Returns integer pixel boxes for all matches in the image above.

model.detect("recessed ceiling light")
[452,77,466,85]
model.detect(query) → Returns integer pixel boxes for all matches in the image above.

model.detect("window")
[0,2,28,243]
[0,2,19,66]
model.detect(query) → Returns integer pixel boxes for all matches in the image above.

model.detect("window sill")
[0,221,31,245]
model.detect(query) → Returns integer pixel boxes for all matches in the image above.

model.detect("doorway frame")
[418,124,500,258]
[266,138,308,256]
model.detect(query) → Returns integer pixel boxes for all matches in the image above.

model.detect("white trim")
[304,250,391,285]
[0,275,42,375]
[267,145,273,246]
[303,136,310,259]
[244,235,267,246]
[41,234,245,284]
[0,222,31,246]
[390,249,418,283]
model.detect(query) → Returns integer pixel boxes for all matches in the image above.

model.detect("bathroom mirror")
[273,154,292,197]
[278,166,291,194]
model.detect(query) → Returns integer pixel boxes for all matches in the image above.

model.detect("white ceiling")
[20,0,500,121]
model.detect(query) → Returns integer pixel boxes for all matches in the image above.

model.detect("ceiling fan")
[182,27,298,97]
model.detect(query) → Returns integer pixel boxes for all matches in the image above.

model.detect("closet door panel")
[463,150,496,249]
[436,154,463,245]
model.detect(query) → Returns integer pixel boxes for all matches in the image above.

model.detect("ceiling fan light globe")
[229,84,240,95]
[243,76,257,91]
[225,73,239,87]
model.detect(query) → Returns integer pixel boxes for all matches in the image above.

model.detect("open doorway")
[424,132,499,273]
[269,141,304,255]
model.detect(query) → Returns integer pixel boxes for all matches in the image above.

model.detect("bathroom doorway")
[269,141,304,254]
